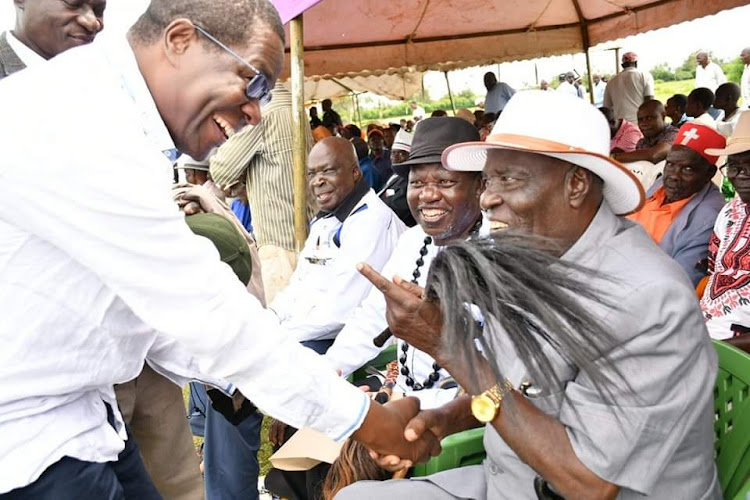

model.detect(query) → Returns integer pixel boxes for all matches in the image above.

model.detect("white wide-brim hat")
[442,90,645,215]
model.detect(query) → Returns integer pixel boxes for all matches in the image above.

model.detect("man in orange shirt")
[629,123,726,285]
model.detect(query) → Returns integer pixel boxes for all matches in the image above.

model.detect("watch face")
[471,395,497,423]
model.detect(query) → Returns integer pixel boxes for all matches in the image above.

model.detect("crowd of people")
[0,0,749,499]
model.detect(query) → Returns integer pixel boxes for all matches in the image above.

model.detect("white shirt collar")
[102,35,177,160]
[6,30,46,68]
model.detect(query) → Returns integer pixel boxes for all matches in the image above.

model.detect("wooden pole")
[585,49,595,105]
[290,15,308,251]
[615,47,621,74]
[444,71,456,115]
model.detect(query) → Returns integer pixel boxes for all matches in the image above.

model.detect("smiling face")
[662,145,714,203]
[407,164,483,245]
[14,0,106,59]
[150,21,284,160]
[480,149,601,248]
[307,138,361,212]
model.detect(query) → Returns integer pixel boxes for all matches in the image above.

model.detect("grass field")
[653,79,695,105]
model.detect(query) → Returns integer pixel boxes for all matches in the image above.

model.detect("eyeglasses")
[721,164,750,178]
[193,24,272,106]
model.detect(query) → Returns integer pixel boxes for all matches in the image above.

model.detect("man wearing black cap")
[326,117,484,395]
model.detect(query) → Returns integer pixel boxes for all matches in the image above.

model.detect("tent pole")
[615,48,621,74]
[585,49,594,104]
[290,14,308,251]
[355,93,363,129]
[444,71,456,115]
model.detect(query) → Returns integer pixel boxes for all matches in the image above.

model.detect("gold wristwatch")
[471,380,513,423]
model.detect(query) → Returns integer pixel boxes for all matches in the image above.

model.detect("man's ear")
[566,166,594,209]
[163,18,198,65]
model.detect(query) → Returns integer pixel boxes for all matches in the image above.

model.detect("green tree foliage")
[651,62,677,82]
[723,57,744,83]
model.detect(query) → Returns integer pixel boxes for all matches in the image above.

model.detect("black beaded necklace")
[399,219,483,391]
[399,235,441,390]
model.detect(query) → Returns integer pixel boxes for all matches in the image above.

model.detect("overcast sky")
[1,1,747,99]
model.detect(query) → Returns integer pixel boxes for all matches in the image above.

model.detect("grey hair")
[128,0,284,47]
[424,233,630,405]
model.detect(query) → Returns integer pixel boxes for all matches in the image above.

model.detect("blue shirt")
[359,157,384,191]
[230,199,253,235]
[484,82,516,114]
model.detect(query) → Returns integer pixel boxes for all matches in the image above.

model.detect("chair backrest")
[411,427,486,477]
[713,340,750,499]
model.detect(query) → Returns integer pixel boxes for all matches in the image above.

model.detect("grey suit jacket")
[646,177,725,286]
[0,32,27,80]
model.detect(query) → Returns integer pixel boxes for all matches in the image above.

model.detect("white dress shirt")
[270,184,405,342]
[556,80,578,97]
[325,226,450,390]
[695,62,726,93]
[5,31,45,68]
[0,36,369,493]
[593,81,607,107]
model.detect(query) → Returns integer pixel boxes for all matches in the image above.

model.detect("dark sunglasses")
[193,24,272,106]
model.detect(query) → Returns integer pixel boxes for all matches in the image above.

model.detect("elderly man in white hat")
[343,91,720,500]
[701,112,750,352]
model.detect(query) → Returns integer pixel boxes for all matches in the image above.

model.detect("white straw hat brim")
[443,135,645,215]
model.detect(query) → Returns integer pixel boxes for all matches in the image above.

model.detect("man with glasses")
[0,0,437,496]
[629,123,726,286]
[701,112,750,351]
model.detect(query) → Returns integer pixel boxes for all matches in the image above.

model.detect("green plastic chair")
[713,340,750,500]
[411,427,486,477]
[410,341,750,498]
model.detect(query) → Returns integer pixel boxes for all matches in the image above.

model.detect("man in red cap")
[629,123,726,285]
[603,51,655,124]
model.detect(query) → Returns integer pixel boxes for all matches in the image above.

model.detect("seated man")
[268,117,483,500]
[628,123,726,286]
[326,117,484,397]
[600,106,642,153]
[714,82,743,138]
[379,129,416,227]
[687,87,718,129]
[343,91,719,499]
[700,112,750,352]
[269,137,405,350]
[613,99,678,164]
[358,129,392,191]
[666,94,689,128]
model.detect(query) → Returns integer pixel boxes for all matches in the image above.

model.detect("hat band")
[485,133,602,156]
[727,136,750,147]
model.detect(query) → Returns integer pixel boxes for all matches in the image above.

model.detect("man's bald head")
[637,100,667,138]
[741,47,750,65]
[307,137,362,212]
[696,51,709,68]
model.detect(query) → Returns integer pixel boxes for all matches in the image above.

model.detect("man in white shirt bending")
[0,0,438,496]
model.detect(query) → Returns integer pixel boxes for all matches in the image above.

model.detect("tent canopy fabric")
[283,70,425,102]
[273,0,748,79]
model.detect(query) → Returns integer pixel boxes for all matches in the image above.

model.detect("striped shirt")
[210,83,313,251]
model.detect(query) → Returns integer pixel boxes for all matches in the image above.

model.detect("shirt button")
[489,463,500,475]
